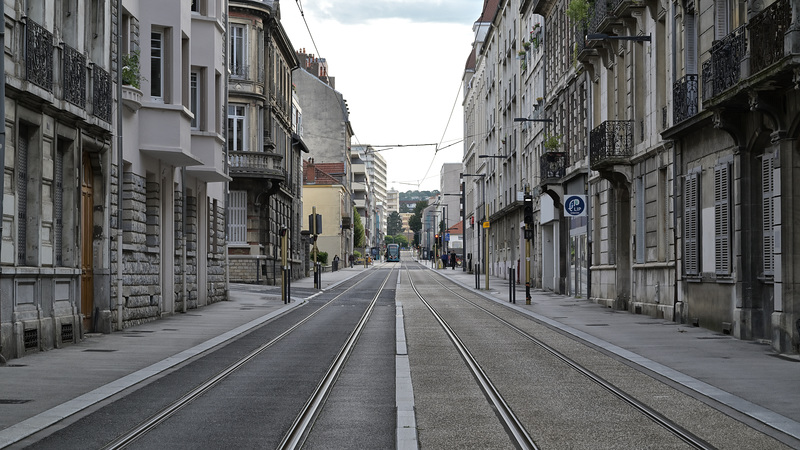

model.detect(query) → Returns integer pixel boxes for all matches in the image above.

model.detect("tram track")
[87,266,395,450]
[411,265,712,450]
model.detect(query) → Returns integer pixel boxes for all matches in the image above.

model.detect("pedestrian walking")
[450,251,457,270]
[440,252,448,269]
[333,255,340,271]
[349,254,354,268]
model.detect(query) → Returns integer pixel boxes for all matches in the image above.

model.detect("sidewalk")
[422,259,800,443]
[0,264,370,448]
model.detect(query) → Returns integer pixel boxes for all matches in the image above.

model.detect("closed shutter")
[762,154,775,277]
[684,170,700,276]
[635,177,645,264]
[714,163,731,275]
[686,12,697,75]
[228,190,247,244]
[715,0,729,40]
[55,146,63,266]
[17,126,28,266]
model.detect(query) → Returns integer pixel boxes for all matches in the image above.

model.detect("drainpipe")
[223,4,230,297]
[116,0,123,331]
[182,167,187,313]
[0,6,6,362]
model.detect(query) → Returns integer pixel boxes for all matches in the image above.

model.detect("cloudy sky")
[279,0,481,192]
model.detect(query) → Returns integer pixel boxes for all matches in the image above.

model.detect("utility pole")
[524,191,534,304]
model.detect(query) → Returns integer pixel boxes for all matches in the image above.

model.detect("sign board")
[445,233,450,242]
[564,195,587,217]
[483,221,490,229]
[524,229,534,240]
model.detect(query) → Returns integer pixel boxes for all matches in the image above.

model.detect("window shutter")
[684,171,700,276]
[686,12,697,75]
[55,147,64,266]
[17,127,28,266]
[636,177,645,264]
[714,163,731,275]
[715,0,729,40]
[228,190,247,244]
[762,154,775,277]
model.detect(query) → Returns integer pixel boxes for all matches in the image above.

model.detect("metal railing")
[26,19,53,91]
[748,0,790,75]
[589,120,633,169]
[673,74,698,124]
[702,25,747,101]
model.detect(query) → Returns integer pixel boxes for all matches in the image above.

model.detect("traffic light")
[434,234,439,246]
[523,194,534,224]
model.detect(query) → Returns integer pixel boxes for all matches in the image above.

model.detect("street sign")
[564,195,587,217]
[483,221,490,229]
[445,233,450,241]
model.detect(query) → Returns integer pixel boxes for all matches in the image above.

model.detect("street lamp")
[586,33,651,42]
[513,117,554,123]
[462,172,488,290]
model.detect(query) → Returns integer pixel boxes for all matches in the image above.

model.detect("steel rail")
[102,268,389,450]
[421,267,714,450]
[406,268,540,450]
[277,267,395,449]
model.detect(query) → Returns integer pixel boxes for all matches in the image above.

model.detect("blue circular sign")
[565,195,586,216]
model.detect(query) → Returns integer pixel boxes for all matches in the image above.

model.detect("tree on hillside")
[393,234,409,247]
[353,208,365,248]
[387,211,404,236]
[408,200,428,246]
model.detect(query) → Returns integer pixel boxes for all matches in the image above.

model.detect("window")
[227,104,247,152]
[228,191,247,245]
[684,168,700,276]
[714,162,731,275]
[229,24,245,78]
[190,71,200,129]
[150,30,163,99]
[762,153,775,277]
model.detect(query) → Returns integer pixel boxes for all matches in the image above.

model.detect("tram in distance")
[386,243,400,262]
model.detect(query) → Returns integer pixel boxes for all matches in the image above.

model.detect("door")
[81,154,94,331]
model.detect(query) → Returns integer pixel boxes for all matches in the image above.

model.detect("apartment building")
[0,0,229,361]
[468,0,800,353]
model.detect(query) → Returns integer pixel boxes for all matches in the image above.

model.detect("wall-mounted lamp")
[513,117,554,123]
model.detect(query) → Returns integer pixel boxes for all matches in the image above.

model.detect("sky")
[279,0,482,192]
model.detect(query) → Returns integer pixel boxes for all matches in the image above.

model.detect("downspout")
[116,0,124,331]
[182,168,187,313]
[0,6,6,363]
[224,4,230,296]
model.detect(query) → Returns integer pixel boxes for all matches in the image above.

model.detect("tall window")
[190,71,200,129]
[227,104,247,152]
[229,24,245,78]
[684,168,700,276]
[714,162,731,275]
[635,176,645,264]
[150,30,164,99]
[228,191,247,245]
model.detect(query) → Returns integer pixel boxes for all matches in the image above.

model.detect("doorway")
[81,154,94,331]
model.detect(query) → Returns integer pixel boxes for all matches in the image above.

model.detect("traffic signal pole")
[524,193,533,305]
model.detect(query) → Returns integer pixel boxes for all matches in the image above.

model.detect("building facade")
[1,0,229,361]
[226,0,305,285]
[467,0,800,353]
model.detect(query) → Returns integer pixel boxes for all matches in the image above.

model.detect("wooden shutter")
[684,170,700,276]
[686,12,697,75]
[762,154,775,277]
[714,163,731,275]
[715,0,729,40]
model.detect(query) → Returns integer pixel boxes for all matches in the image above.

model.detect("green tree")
[393,234,409,247]
[387,211,404,236]
[408,200,428,246]
[384,235,395,244]
[353,208,365,248]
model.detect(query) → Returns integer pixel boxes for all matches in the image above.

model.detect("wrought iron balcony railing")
[701,25,747,101]
[63,44,86,107]
[92,66,112,122]
[540,151,569,183]
[229,151,285,179]
[748,0,790,75]
[26,19,53,92]
[673,74,698,124]
[589,120,633,170]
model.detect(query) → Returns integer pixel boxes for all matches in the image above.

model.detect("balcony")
[702,25,747,101]
[63,44,86,107]
[589,120,633,170]
[673,74,698,124]
[748,0,791,75]
[229,151,285,180]
[540,151,569,184]
[25,19,53,92]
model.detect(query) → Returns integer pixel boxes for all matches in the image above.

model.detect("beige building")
[302,185,350,263]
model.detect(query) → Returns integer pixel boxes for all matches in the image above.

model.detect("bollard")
[511,268,516,304]
[508,268,512,303]
[475,264,480,289]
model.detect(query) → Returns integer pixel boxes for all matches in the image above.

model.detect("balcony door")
[81,154,94,331]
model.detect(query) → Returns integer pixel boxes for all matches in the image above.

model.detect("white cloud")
[305,0,479,25]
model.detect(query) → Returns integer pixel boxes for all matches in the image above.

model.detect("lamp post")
[514,117,553,305]
[441,192,461,267]
[462,172,487,290]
